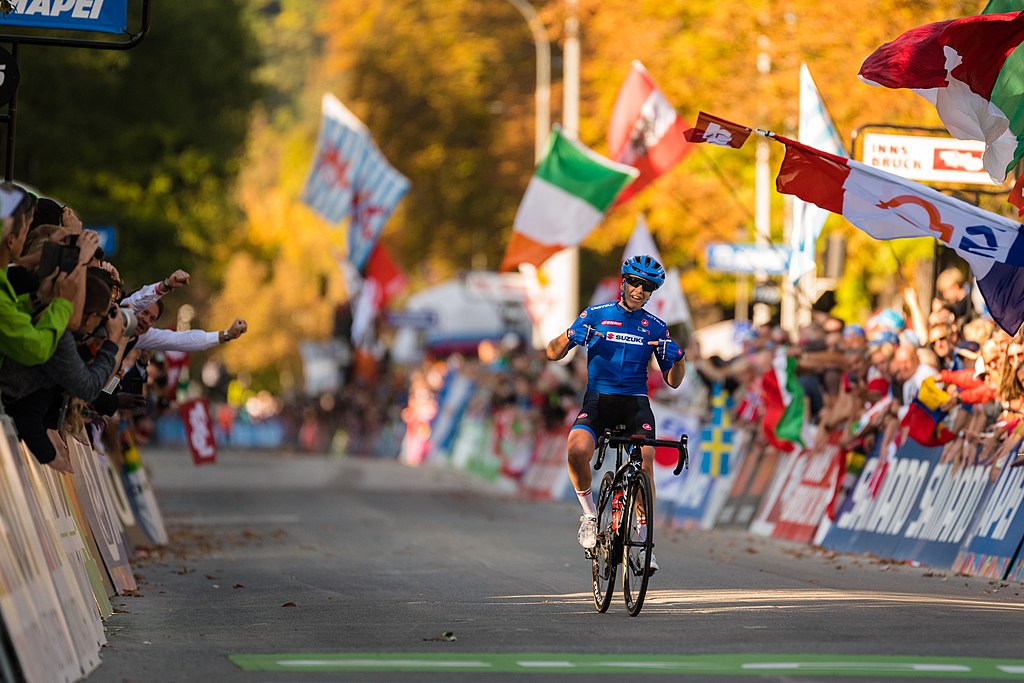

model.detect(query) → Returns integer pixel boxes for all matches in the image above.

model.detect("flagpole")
[539,0,580,341]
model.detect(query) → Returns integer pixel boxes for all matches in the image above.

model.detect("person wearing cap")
[0,183,80,370]
[546,254,685,575]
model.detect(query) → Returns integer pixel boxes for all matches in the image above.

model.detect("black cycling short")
[570,390,656,444]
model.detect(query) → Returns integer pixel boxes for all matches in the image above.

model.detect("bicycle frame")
[588,426,689,615]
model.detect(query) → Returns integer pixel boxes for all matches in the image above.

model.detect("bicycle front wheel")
[621,471,653,617]
[591,471,617,613]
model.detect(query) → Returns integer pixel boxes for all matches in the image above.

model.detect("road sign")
[385,310,438,329]
[860,132,995,186]
[705,243,791,275]
[86,224,117,257]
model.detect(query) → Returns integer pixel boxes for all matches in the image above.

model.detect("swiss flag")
[607,61,694,206]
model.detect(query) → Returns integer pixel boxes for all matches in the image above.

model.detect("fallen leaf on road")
[281,601,297,608]
[744,547,758,554]
[423,631,457,642]
[233,584,245,589]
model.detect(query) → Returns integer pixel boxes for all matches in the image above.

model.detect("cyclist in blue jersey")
[546,255,686,574]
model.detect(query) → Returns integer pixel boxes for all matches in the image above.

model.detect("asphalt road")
[86,448,1024,683]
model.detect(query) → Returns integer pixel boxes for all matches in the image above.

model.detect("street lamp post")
[503,0,550,164]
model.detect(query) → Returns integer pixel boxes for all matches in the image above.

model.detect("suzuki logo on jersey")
[601,320,623,327]
[605,331,644,345]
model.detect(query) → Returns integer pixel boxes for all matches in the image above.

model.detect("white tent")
[390,276,530,362]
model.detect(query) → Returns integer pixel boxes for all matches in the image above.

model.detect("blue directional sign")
[705,242,792,275]
[87,224,118,257]
[386,310,437,329]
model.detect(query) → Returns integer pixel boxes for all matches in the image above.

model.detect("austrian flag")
[607,61,694,205]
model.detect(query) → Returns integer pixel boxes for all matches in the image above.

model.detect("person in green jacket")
[0,183,80,369]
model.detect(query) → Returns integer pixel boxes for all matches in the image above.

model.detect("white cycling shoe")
[577,514,598,549]
[647,552,659,576]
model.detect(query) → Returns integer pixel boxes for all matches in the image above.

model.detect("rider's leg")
[640,444,657,508]
[568,428,597,517]
[635,444,657,538]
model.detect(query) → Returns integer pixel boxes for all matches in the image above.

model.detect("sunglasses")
[624,275,656,293]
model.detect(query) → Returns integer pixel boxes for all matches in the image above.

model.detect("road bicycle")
[585,426,688,616]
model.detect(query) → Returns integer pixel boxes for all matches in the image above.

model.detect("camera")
[108,305,139,337]
[38,241,80,277]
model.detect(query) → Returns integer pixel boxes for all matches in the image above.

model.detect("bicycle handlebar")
[594,430,689,475]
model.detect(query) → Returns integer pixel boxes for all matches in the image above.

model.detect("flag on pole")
[607,61,694,206]
[774,355,807,445]
[347,143,410,273]
[500,126,638,271]
[857,11,1024,210]
[684,111,752,148]
[300,93,410,273]
[301,94,369,224]
[621,215,692,326]
[686,111,1024,335]
[789,64,848,284]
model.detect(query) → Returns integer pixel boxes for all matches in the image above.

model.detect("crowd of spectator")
[0,182,249,474]
[390,265,1024,492]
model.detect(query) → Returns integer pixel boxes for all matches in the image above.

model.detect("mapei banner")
[821,440,994,569]
[0,0,129,35]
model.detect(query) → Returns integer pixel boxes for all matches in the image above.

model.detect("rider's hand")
[649,337,684,363]
[567,317,603,348]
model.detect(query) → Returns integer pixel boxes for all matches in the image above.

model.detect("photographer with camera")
[0,267,129,471]
[0,184,83,371]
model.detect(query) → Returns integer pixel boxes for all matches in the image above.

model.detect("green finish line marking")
[228,653,1024,678]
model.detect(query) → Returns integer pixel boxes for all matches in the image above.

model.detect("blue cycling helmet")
[621,254,665,289]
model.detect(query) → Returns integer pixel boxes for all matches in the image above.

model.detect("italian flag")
[759,349,805,452]
[500,127,638,271]
[858,12,1024,188]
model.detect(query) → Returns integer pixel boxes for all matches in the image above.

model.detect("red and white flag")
[607,61,694,206]
[684,111,752,148]
[180,398,217,466]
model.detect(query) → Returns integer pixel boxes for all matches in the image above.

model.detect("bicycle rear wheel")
[621,471,653,617]
[591,471,617,613]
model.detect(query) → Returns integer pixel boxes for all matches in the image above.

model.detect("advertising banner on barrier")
[822,439,993,569]
[748,449,802,537]
[953,460,1024,580]
[68,438,137,593]
[519,427,570,501]
[10,437,103,676]
[426,371,476,464]
[0,419,81,683]
[716,439,780,529]
[772,435,843,544]
[650,402,702,522]
[666,427,750,531]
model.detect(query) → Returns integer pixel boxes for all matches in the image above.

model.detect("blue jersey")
[568,301,674,396]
